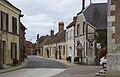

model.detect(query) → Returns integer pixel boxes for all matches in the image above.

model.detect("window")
[11,43,17,59]
[12,16,17,34]
[68,31,70,40]
[71,30,73,39]
[1,11,9,32]
[83,22,85,34]
[63,46,65,55]
[77,24,80,35]
[89,41,93,49]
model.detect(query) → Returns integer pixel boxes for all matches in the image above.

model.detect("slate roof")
[39,30,66,47]
[82,3,107,29]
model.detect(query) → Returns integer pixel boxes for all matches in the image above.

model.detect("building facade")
[66,17,76,62]
[75,3,107,65]
[41,22,67,60]
[0,0,21,67]
[107,0,120,76]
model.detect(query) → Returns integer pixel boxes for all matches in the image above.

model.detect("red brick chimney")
[58,21,64,33]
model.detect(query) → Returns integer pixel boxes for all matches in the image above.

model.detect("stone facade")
[107,0,120,76]
[0,0,21,66]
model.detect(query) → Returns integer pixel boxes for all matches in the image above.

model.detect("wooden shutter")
[6,13,9,32]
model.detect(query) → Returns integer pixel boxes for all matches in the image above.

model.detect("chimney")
[58,21,64,33]
[73,16,77,21]
[50,30,54,37]
[82,0,85,11]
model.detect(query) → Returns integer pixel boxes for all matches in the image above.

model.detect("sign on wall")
[58,45,62,49]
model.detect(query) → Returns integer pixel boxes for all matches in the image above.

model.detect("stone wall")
[107,0,120,76]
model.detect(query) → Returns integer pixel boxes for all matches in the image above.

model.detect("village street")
[0,56,67,77]
[0,56,103,77]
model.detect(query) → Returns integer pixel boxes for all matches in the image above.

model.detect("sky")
[8,0,107,43]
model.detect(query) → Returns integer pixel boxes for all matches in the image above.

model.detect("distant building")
[38,22,67,60]
[25,41,33,55]
[37,35,50,56]
[0,0,22,67]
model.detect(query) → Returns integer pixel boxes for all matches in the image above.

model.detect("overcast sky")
[8,0,107,43]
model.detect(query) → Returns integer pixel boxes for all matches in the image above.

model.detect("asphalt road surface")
[25,56,67,69]
[0,56,67,77]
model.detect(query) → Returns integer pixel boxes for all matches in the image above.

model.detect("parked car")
[100,56,107,68]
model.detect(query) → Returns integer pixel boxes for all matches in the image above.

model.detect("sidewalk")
[36,56,104,77]
[0,59,29,74]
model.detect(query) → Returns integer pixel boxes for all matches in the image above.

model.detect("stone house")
[75,3,107,65]
[66,17,76,62]
[42,22,66,60]
[107,0,120,76]
[0,0,22,67]
[37,35,50,56]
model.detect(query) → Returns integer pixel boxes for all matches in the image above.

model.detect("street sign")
[58,45,62,49]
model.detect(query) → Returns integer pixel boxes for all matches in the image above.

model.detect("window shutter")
[1,11,3,30]
[12,17,14,33]
[6,13,9,32]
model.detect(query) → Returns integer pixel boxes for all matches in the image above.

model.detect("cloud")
[8,0,107,43]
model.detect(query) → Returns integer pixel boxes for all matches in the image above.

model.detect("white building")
[66,17,76,62]
[75,3,107,64]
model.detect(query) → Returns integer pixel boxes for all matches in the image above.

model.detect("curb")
[0,59,29,74]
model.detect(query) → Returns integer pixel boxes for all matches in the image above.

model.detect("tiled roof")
[83,3,107,29]
[38,36,49,45]
[49,30,66,44]
[39,36,53,47]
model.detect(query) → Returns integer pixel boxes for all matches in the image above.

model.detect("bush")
[74,57,79,63]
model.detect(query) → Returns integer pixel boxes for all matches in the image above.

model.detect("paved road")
[25,56,67,69]
[0,56,67,77]
[52,65,102,77]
